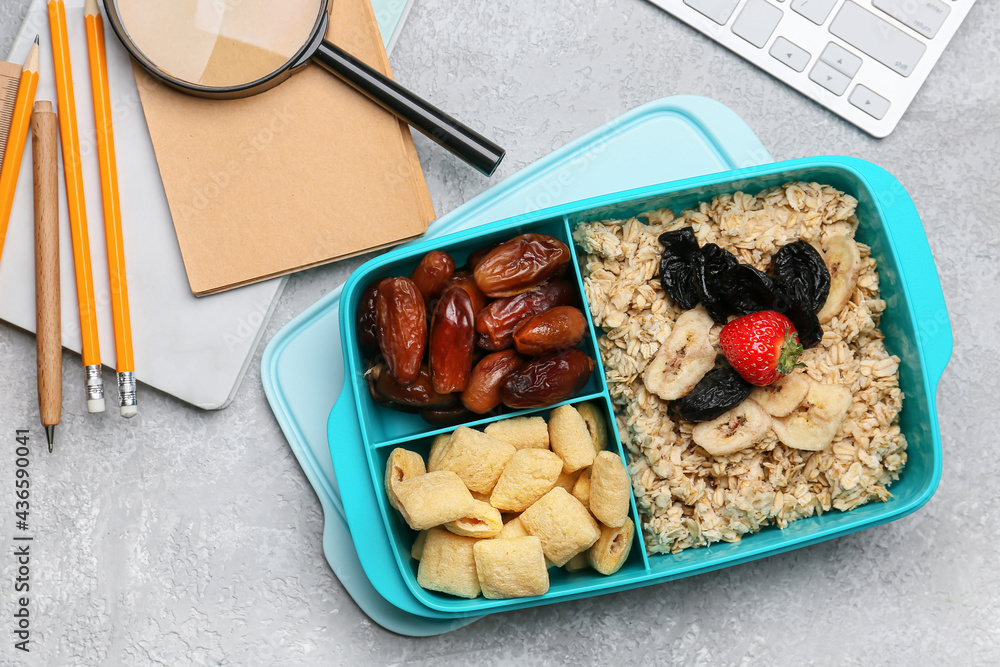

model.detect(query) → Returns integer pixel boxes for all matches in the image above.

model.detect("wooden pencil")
[48,0,104,412]
[32,100,61,451]
[85,0,136,417]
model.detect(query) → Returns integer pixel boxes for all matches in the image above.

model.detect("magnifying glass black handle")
[314,41,504,177]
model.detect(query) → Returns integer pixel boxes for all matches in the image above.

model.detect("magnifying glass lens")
[106,0,504,174]
[114,0,321,88]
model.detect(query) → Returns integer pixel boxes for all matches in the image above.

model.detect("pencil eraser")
[120,405,138,419]
[87,398,106,413]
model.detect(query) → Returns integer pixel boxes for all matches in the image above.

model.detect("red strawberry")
[719,311,804,386]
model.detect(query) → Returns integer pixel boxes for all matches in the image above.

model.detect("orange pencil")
[48,0,104,413]
[85,0,135,418]
[0,37,40,265]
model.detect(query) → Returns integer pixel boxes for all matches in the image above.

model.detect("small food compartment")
[340,217,606,447]
[370,398,649,612]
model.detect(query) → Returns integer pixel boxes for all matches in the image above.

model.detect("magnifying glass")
[101,0,505,176]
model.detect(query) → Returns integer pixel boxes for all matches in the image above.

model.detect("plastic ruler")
[0,61,22,166]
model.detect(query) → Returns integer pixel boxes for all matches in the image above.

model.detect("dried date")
[421,405,481,426]
[513,306,588,356]
[429,286,476,393]
[475,280,575,351]
[368,363,457,410]
[375,277,427,384]
[461,349,524,414]
[356,281,380,352]
[465,242,501,272]
[409,250,455,302]
[499,348,594,409]
[444,271,488,316]
[474,233,571,297]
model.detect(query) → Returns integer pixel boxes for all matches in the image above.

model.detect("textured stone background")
[1,0,998,664]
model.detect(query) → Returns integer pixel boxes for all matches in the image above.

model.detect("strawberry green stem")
[776,329,805,377]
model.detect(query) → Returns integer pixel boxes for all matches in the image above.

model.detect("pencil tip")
[46,425,55,452]
[34,35,39,45]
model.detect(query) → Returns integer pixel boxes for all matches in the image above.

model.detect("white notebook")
[0,0,413,410]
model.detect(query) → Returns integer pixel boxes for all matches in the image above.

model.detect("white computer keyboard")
[649,0,976,137]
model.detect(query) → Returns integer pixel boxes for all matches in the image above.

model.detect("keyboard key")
[684,0,741,25]
[790,0,837,25]
[820,42,862,77]
[732,0,784,48]
[873,0,951,39]
[769,37,810,72]
[849,85,891,119]
[809,60,851,95]
[830,2,927,77]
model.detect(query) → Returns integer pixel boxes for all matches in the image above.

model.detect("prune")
[367,363,457,410]
[654,231,826,346]
[657,228,701,310]
[499,348,594,409]
[772,241,831,314]
[375,277,427,384]
[723,264,823,349]
[429,286,476,393]
[474,233,571,297]
[461,349,524,414]
[410,250,455,302]
[719,264,822,347]
[724,265,787,315]
[476,280,575,351]
[444,271,488,316]
[670,364,754,422]
[692,243,741,323]
[780,302,823,349]
[513,306,588,356]
[356,281,380,352]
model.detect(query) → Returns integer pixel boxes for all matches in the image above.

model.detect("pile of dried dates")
[358,233,595,425]
[657,228,831,422]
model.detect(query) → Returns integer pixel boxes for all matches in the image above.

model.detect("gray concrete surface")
[1,0,998,664]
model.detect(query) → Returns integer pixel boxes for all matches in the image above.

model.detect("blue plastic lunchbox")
[327,155,951,618]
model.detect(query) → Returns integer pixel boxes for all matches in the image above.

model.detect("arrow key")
[820,42,862,77]
[849,84,891,120]
[809,60,851,95]
[769,37,810,72]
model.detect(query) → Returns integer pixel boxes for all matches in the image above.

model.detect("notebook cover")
[134,0,435,296]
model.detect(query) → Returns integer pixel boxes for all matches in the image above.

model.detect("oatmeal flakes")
[574,182,905,554]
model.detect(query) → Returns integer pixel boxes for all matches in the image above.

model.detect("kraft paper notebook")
[135,0,435,295]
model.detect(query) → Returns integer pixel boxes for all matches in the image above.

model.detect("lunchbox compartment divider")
[372,390,609,452]
[564,213,652,573]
